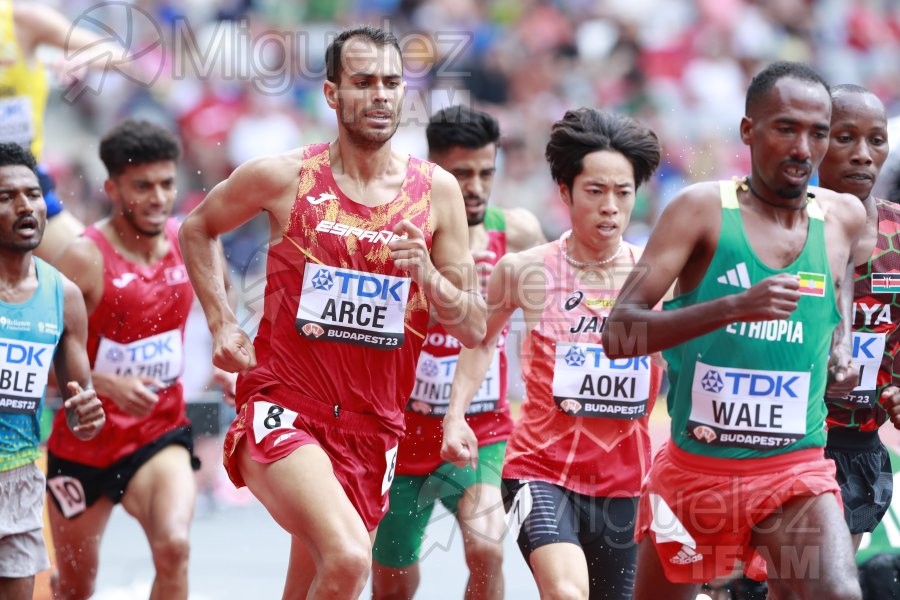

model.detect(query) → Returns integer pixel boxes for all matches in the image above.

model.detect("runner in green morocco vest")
[663,180,840,459]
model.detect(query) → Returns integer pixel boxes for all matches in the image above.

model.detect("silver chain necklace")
[560,230,623,268]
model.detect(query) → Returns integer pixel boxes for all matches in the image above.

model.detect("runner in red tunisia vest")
[47,219,193,467]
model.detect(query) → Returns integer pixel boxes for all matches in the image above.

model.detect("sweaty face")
[744,77,832,200]
[563,150,636,247]
[0,165,46,253]
[329,37,405,149]
[107,161,177,237]
[432,144,497,226]
[818,91,889,201]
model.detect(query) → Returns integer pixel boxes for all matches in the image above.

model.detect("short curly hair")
[0,142,38,174]
[99,119,181,177]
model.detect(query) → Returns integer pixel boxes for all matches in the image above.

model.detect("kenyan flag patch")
[797,272,826,297]
[872,273,900,294]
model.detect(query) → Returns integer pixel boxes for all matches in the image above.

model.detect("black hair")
[427,105,501,154]
[830,83,871,97]
[746,61,829,116]
[325,25,402,83]
[0,142,38,174]
[99,119,181,177]
[545,108,661,191]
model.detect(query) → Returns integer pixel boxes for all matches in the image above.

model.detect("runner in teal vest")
[605,62,867,600]
[0,142,104,600]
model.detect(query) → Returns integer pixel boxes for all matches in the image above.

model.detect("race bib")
[296,264,410,349]
[0,338,54,415]
[407,349,501,416]
[47,476,87,519]
[0,97,34,148]
[93,329,184,386]
[551,342,650,419]
[688,361,810,450]
[840,331,887,408]
[382,444,398,495]
[251,400,300,444]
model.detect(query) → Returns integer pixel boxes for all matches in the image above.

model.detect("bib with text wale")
[687,361,810,450]
[0,337,54,415]
[407,348,502,416]
[296,263,410,350]
[93,329,185,386]
[551,342,651,419]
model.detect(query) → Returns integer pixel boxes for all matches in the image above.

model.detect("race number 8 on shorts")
[688,361,810,450]
[0,338,54,415]
[93,329,184,387]
[296,264,410,349]
[552,342,650,419]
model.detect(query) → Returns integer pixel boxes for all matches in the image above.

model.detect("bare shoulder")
[502,207,545,251]
[665,180,724,214]
[490,243,551,310]
[56,235,103,276]
[810,186,866,232]
[228,149,303,199]
[430,166,464,203]
[59,273,87,321]
[497,242,550,274]
[646,180,723,249]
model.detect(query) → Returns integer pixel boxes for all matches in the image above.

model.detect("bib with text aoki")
[552,342,650,419]
[296,264,410,349]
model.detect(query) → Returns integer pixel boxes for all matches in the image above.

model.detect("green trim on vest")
[482,206,506,232]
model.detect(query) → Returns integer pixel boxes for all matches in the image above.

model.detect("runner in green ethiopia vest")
[662,180,840,459]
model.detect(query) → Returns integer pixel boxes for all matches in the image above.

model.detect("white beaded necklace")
[560,230,623,268]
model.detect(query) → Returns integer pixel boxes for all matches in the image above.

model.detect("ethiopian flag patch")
[872,273,900,294]
[797,272,826,296]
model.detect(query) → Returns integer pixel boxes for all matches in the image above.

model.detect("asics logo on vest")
[716,262,751,289]
[315,220,403,244]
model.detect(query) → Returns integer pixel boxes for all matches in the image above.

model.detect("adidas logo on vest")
[717,262,751,289]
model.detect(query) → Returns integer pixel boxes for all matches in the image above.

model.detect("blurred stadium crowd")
[39,0,900,284]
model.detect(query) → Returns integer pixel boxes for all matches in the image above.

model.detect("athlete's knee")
[807,579,861,600]
[149,531,191,575]
[538,578,589,600]
[319,541,372,591]
[464,534,504,572]
[53,569,97,600]
[371,563,419,600]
